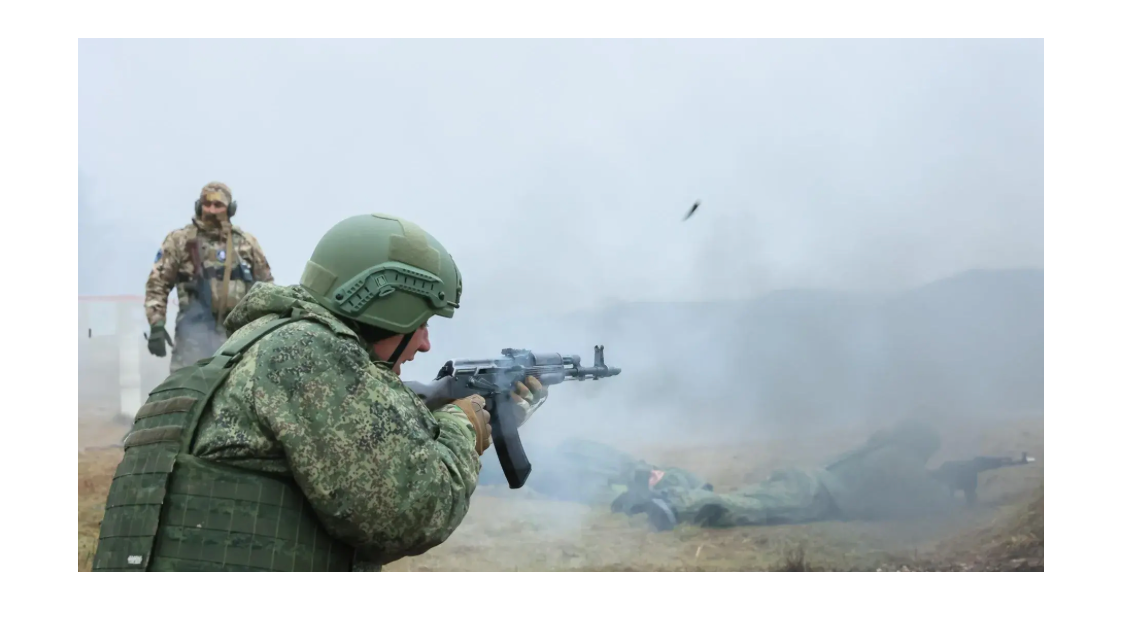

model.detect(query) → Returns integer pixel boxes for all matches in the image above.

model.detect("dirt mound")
[76,414,1044,572]
[888,484,1043,572]
[955,485,1043,571]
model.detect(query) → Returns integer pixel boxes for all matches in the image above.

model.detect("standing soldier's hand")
[147,322,174,357]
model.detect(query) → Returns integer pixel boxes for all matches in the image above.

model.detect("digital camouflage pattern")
[643,421,957,528]
[145,216,273,369]
[192,282,480,568]
[658,467,840,527]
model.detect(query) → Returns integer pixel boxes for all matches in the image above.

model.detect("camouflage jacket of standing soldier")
[145,216,274,330]
[192,282,481,569]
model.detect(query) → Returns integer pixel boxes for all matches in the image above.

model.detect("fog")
[78,39,1043,482]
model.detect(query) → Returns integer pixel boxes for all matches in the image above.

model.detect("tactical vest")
[91,311,356,571]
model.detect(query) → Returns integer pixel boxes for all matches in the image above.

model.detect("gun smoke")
[79,39,1044,564]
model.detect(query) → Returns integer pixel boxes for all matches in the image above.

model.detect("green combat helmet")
[298,213,462,364]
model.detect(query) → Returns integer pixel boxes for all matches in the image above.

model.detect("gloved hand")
[147,322,174,357]
[451,395,491,455]
[510,376,548,428]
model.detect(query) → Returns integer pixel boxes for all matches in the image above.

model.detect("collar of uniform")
[288,294,364,343]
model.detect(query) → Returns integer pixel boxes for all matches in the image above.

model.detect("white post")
[117,301,143,421]
[78,301,90,341]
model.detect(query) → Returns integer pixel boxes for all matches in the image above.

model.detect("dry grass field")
[77,411,1043,572]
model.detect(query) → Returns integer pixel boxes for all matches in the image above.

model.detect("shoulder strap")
[173,310,305,452]
[214,311,300,361]
[185,234,203,279]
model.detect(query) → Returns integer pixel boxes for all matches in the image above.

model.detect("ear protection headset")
[195,195,238,218]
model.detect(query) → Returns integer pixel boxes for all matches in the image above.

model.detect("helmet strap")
[384,329,417,369]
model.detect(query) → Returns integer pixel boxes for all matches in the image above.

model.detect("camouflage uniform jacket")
[193,282,482,568]
[145,217,274,329]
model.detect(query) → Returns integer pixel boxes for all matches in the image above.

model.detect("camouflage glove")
[451,395,492,455]
[510,376,548,428]
[147,322,174,357]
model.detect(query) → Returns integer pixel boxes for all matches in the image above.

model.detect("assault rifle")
[180,238,218,334]
[404,345,622,489]
[151,241,226,361]
[930,452,1037,505]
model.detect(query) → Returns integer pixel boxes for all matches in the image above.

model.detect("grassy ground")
[78,448,119,571]
[77,412,1043,572]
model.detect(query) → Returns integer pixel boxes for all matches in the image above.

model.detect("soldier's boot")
[611,468,654,516]
[644,499,677,532]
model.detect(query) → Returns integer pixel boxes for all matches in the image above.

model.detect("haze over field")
[78,39,1043,451]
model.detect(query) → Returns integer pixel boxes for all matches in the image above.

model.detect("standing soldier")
[145,182,273,371]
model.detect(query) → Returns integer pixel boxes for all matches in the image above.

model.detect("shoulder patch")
[154,249,163,263]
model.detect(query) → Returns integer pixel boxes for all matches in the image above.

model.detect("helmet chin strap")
[382,329,417,370]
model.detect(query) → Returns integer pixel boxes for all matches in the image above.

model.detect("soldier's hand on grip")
[147,323,174,358]
[511,375,548,428]
[451,395,492,455]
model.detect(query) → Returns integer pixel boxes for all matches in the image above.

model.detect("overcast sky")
[78,39,1043,315]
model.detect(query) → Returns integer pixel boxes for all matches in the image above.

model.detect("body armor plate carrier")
[92,309,356,571]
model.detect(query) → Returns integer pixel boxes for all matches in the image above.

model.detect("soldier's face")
[398,325,431,373]
[374,324,431,375]
[200,193,229,217]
